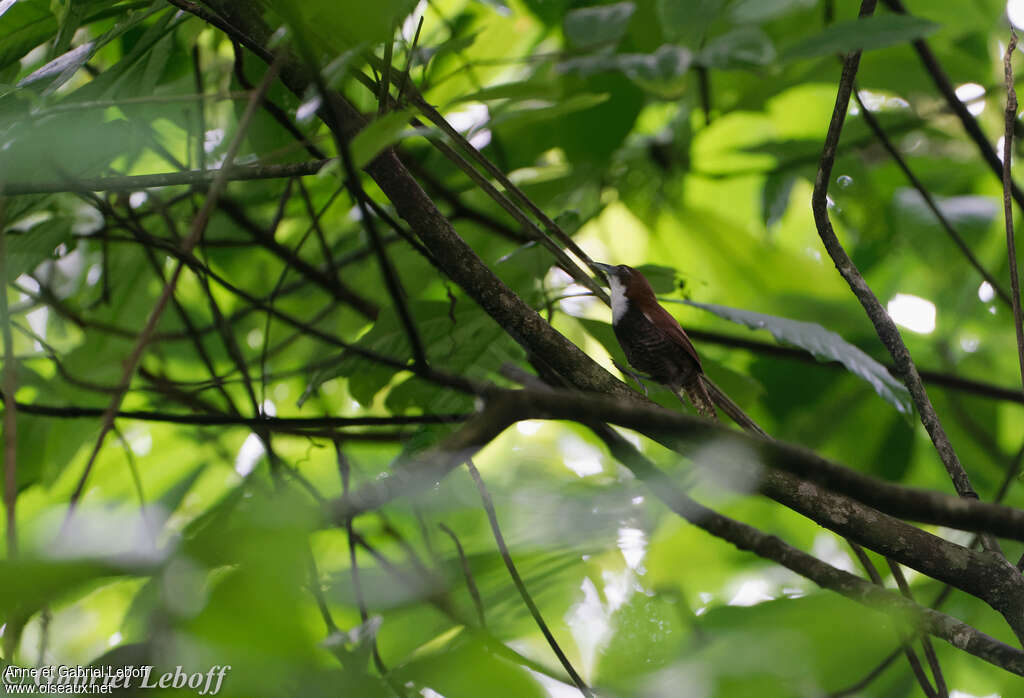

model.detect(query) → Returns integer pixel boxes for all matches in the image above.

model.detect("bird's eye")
[618,265,629,274]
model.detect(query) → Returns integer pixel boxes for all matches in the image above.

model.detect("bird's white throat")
[608,275,628,323]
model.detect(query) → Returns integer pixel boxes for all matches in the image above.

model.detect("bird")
[593,262,718,419]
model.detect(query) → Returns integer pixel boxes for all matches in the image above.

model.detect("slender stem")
[809,0,1001,556]
[466,460,594,697]
[1003,31,1024,395]
[0,201,17,560]
[60,55,286,531]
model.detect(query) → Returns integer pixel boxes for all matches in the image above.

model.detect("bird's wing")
[640,303,703,369]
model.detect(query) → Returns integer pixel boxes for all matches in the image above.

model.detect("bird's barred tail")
[675,381,718,421]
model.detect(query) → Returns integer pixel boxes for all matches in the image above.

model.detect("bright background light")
[887,293,936,334]
[1010,0,1024,29]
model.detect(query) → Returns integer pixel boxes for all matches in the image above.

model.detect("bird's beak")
[592,262,614,278]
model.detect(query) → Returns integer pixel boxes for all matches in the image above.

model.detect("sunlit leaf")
[350,109,415,168]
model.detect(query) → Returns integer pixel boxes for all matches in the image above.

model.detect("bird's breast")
[613,305,700,387]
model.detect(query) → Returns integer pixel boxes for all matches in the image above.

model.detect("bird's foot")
[613,361,650,396]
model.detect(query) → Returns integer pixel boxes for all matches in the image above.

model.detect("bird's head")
[593,262,656,296]
[593,262,657,320]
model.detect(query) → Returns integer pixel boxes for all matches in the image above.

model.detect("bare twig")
[59,55,286,531]
[1003,31,1024,395]
[314,58,427,367]
[1,160,332,195]
[881,0,1024,210]
[843,543,936,697]
[809,0,1001,555]
[465,459,593,697]
[888,559,948,697]
[438,522,486,627]
[853,86,1012,307]
[334,442,392,683]
[0,201,17,559]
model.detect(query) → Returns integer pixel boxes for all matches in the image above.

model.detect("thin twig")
[1003,31,1024,395]
[12,401,466,428]
[59,54,286,532]
[888,560,948,697]
[296,24,428,370]
[465,459,594,697]
[1,160,332,195]
[881,0,1024,211]
[846,542,937,697]
[853,86,1012,307]
[809,0,1001,555]
[0,200,17,559]
[438,523,486,628]
[333,443,394,686]
[191,45,208,172]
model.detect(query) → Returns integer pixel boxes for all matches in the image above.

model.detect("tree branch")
[1,160,332,195]
[809,0,1001,556]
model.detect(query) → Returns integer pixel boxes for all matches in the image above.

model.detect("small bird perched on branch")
[593,262,766,437]
[593,262,717,418]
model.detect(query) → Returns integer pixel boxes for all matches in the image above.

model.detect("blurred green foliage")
[0,0,1022,696]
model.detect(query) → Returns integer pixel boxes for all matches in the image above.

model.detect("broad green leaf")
[0,0,56,73]
[618,44,693,84]
[18,1,170,95]
[350,109,415,168]
[782,15,940,62]
[563,2,636,48]
[270,0,419,50]
[487,93,610,129]
[561,45,693,94]
[18,40,94,89]
[4,217,72,280]
[683,300,913,415]
[658,0,725,43]
[301,301,518,411]
[394,637,547,698]
[762,172,796,228]
[0,558,131,617]
[700,27,776,69]
[730,0,816,23]
[869,413,915,480]
[595,591,692,686]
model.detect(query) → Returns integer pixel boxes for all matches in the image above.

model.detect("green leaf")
[18,40,95,89]
[782,14,940,62]
[394,637,547,698]
[4,217,72,280]
[487,92,610,129]
[301,301,518,411]
[658,0,725,44]
[595,591,691,686]
[700,27,776,69]
[617,44,693,83]
[761,172,796,227]
[0,0,56,73]
[683,300,913,415]
[730,0,816,23]
[563,2,636,48]
[869,413,915,480]
[350,109,415,168]
[18,1,171,95]
[0,558,130,617]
